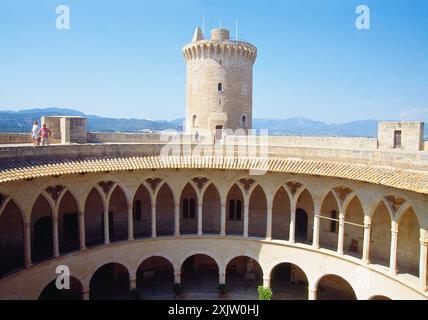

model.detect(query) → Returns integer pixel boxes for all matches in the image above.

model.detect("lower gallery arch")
[270,263,308,300]
[344,197,364,259]
[85,188,104,247]
[136,256,174,299]
[319,191,339,251]
[180,184,198,235]
[202,184,221,234]
[38,277,83,300]
[370,201,391,267]
[108,186,129,242]
[316,274,357,300]
[225,256,263,299]
[58,191,79,254]
[226,184,244,236]
[248,185,267,238]
[133,184,151,239]
[31,195,53,262]
[0,200,24,277]
[369,295,392,300]
[397,207,420,277]
[89,263,130,300]
[181,254,219,296]
[272,187,290,241]
[295,189,314,244]
[156,184,174,236]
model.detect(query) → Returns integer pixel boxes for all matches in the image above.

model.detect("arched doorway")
[31,195,53,263]
[0,200,24,277]
[202,184,221,234]
[156,184,174,236]
[226,256,263,299]
[89,263,130,300]
[181,254,219,297]
[85,188,104,247]
[226,184,244,236]
[38,277,83,300]
[319,191,340,251]
[136,256,174,299]
[58,191,79,254]
[296,209,308,243]
[248,185,267,238]
[180,184,198,235]
[270,263,308,300]
[316,274,356,300]
[133,184,151,239]
[272,187,290,241]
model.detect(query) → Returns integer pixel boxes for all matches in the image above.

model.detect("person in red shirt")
[39,123,52,146]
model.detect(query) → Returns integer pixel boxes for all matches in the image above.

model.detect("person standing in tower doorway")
[39,123,52,146]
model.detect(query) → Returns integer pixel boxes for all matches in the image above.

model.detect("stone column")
[103,208,110,245]
[219,272,226,285]
[312,212,320,249]
[220,202,226,236]
[128,204,134,241]
[263,277,270,288]
[197,201,203,236]
[78,210,86,250]
[266,204,273,240]
[83,291,90,300]
[308,287,317,300]
[151,203,157,239]
[337,212,345,255]
[389,220,398,275]
[174,271,181,284]
[24,222,32,267]
[243,198,249,238]
[53,215,60,257]
[174,202,180,237]
[289,205,296,244]
[130,278,137,290]
[362,216,371,264]
[419,240,428,290]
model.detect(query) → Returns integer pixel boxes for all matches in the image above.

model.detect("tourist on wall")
[39,123,52,146]
[31,120,40,146]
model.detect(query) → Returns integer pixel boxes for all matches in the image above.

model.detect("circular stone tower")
[183,27,257,136]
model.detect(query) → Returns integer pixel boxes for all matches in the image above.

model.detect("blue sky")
[0,0,427,123]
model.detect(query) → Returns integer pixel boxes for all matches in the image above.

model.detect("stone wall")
[0,134,32,144]
[378,122,424,151]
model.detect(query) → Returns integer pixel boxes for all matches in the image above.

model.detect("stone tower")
[183,27,257,137]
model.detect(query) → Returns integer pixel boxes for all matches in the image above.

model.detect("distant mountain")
[0,107,382,137]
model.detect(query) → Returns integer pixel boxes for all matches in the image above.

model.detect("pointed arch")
[272,186,291,241]
[85,187,105,247]
[319,191,340,252]
[397,207,420,277]
[156,183,175,236]
[344,196,365,258]
[226,184,244,236]
[108,185,129,242]
[370,200,391,267]
[133,184,152,239]
[202,183,221,234]
[180,183,198,235]
[248,185,267,238]
[31,194,53,262]
[58,191,79,254]
[295,189,314,244]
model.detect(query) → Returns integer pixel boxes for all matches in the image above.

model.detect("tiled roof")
[0,156,427,194]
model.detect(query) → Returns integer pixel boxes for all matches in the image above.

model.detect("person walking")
[31,120,40,146]
[39,123,52,146]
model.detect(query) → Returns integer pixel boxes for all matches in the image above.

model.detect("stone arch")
[225,256,263,297]
[84,187,105,247]
[0,199,25,277]
[270,262,309,300]
[180,183,198,235]
[397,207,420,277]
[319,191,340,252]
[315,274,357,300]
[248,185,267,238]
[180,253,220,294]
[58,191,80,254]
[272,186,291,241]
[89,262,130,300]
[136,256,175,299]
[202,183,221,235]
[132,184,152,239]
[295,189,314,244]
[344,196,365,258]
[368,295,392,300]
[31,194,54,262]
[108,185,129,242]
[156,183,175,236]
[226,184,244,236]
[38,276,83,300]
[370,200,391,267]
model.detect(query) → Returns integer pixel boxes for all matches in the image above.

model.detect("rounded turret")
[182,27,257,137]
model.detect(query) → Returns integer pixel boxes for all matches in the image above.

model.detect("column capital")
[420,240,428,247]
